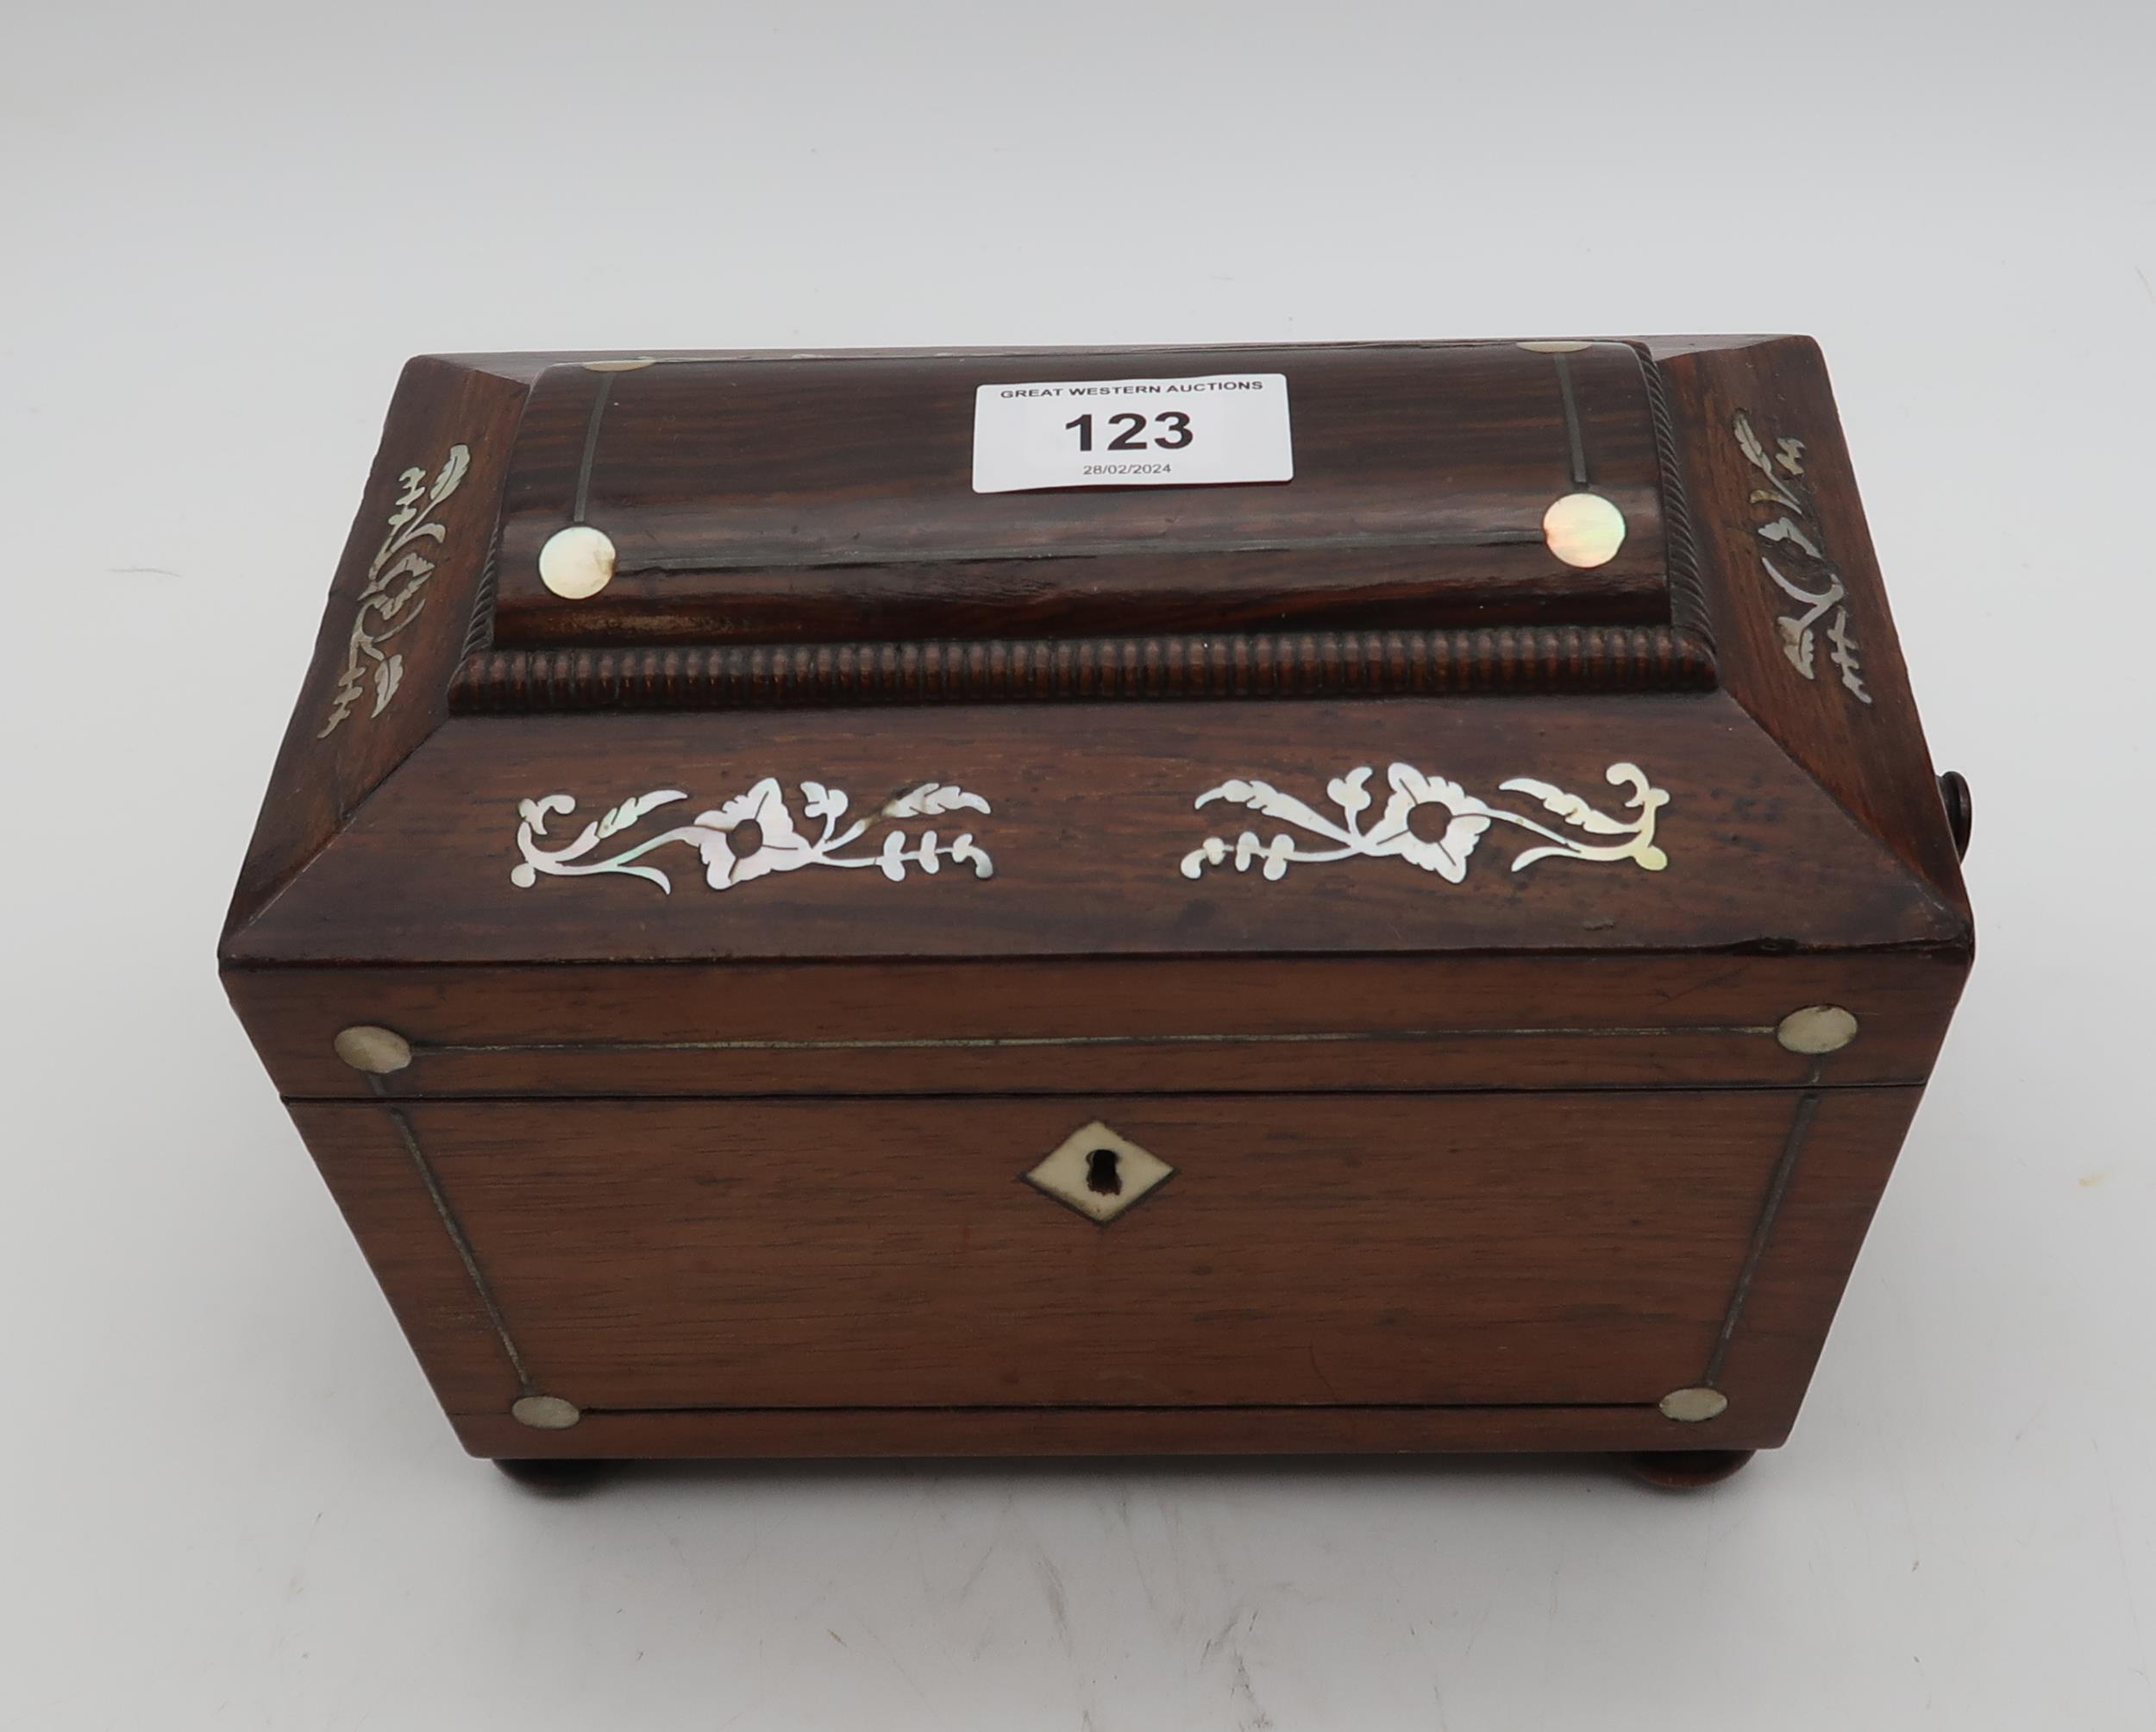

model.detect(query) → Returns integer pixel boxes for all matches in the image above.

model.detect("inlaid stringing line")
[1552,350,1590,488]
[415,1024,1780,1058]
[570,373,612,526]
[368,1075,535,1396]
[1699,1061,1826,1388]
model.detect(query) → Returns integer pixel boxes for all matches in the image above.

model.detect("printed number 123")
[1064,411,1193,452]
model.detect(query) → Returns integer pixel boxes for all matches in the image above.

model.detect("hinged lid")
[223,336,1969,995]
[491,341,1694,645]
[451,340,1714,712]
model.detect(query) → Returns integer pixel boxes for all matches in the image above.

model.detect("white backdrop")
[5,3,2152,1727]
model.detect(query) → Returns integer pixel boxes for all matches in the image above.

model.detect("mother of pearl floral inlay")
[511,780,993,894]
[1181,762,1670,883]
[321,444,470,737]
[1733,411,1870,705]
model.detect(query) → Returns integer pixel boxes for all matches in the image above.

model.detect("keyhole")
[1084,1147,1123,1195]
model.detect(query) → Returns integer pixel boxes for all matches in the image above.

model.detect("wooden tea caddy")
[221,338,1973,1485]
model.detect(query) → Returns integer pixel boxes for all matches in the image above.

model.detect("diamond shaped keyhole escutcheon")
[1023,1120,1175,1225]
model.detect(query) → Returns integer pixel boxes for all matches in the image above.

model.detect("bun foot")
[1618,1448,1757,1488]
[492,1457,616,1496]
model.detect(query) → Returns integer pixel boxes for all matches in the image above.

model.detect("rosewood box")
[222,338,1972,1480]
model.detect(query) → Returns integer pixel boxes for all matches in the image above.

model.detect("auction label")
[972,373,1293,493]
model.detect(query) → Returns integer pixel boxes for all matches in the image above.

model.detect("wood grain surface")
[291,1085,1923,1454]
[228,951,1964,1101]
[227,356,524,926]
[222,692,1968,966]
[1651,335,1966,902]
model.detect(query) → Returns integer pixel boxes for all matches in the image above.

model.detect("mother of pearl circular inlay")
[1776,1004,1859,1055]
[1541,491,1626,569]
[538,524,617,599]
